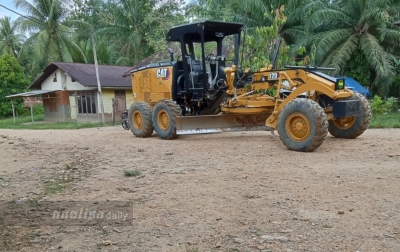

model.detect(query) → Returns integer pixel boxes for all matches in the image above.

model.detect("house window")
[53,73,57,82]
[76,91,97,114]
[71,78,76,82]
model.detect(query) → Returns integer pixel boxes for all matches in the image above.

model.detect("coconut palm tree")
[302,0,400,96]
[13,0,85,67]
[187,0,244,23]
[189,0,306,31]
[0,16,25,58]
[96,0,157,66]
[71,35,117,65]
[97,0,185,66]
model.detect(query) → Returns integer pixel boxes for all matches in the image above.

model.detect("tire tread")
[328,92,371,138]
[152,99,182,140]
[277,98,328,152]
[128,101,154,138]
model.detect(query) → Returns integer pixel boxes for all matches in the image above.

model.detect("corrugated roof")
[6,90,56,98]
[28,62,132,89]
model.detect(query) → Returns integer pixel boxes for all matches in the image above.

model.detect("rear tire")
[152,99,182,140]
[128,101,154,138]
[328,92,371,138]
[277,98,328,152]
[122,119,130,130]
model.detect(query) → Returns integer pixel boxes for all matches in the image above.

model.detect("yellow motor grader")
[127,20,371,152]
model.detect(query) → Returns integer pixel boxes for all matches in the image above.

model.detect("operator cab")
[166,20,243,95]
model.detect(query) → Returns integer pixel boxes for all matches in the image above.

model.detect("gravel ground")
[0,126,399,252]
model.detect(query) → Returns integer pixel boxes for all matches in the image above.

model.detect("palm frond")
[33,30,50,65]
[322,34,359,75]
[360,7,391,28]
[115,56,130,66]
[360,33,396,96]
[14,0,46,21]
[377,27,400,44]
[63,19,91,31]
[57,37,74,62]
[18,19,45,34]
[314,28,353,64]
[339,0,362,21]
[307,9,354,32]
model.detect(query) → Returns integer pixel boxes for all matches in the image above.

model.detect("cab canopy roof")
[166,20,243,43]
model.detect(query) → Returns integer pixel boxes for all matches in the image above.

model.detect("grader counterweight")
[127,20,371,152]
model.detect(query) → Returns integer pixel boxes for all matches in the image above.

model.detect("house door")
[69,95,77,120]
[114,90,126,116]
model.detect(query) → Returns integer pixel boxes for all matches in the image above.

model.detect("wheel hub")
[295,122,304,131]
[285,113,311,142]
[332,116,355,129]
[157,109,170,131]
[133,111,143,130]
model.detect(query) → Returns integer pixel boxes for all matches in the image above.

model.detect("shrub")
[370,95,399,115]
[371,95,385,114]
[0,54,29,117]
[14,104,44,117]
[385,97,399,113]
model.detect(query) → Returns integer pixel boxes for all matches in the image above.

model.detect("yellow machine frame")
[127,20,371,152]
[220,66,354,128]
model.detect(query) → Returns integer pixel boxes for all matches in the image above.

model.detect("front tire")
[152,99,182,140]
[277,98,328,152]
[328,92,371,138]
[128,101,154,137]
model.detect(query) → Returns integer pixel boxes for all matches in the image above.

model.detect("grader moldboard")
[127,20,371,152]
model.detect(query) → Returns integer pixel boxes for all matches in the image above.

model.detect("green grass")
[124,169,141,177]
[0,115,110,130]
[1,112,399,130]
[369,113,400,128]
[0,114,44,125]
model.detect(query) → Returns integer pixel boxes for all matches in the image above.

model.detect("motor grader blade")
[174,113,271,135]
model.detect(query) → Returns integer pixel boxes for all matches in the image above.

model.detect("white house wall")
[63,70,95,91]
[41,69,63,90]
[40,68,95,91]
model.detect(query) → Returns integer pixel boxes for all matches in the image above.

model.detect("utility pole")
[91,28,105,124]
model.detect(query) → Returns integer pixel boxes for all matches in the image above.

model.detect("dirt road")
[0,127,399,252]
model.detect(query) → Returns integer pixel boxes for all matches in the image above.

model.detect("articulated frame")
[221,69,355,129]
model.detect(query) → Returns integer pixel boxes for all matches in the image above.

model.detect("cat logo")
[156,68,170,80]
